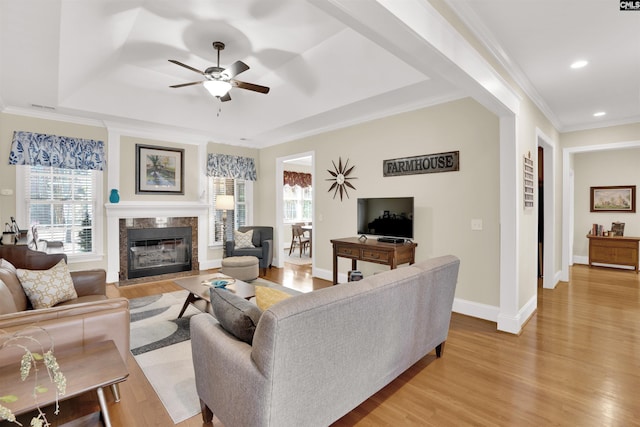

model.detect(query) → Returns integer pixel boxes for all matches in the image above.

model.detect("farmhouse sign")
[383,151,459,177]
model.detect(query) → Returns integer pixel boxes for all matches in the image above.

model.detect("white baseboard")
[314,267,347,284]
[497,293,537,335]
[572,255,635,271]
[199,258,221,270]
[542,269,564,289]
[452,298,499,323]
[573,255,588,265]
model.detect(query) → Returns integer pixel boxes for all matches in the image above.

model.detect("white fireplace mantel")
[105,201,209,218]
[105,201,210,282]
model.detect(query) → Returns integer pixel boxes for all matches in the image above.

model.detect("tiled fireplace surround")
[105,202,210,283]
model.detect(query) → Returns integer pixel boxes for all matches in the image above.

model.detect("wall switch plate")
[0,189,13,196]
[471,219,483,230]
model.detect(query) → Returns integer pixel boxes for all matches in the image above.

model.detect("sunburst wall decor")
[326,157,357,201]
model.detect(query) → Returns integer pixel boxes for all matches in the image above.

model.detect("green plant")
[78,210,92,252]
[0,327,67,427]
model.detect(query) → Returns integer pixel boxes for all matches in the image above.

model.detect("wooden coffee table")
[0,340,128,427]
[174,273,256,318]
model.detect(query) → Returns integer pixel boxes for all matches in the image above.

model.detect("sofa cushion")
[17,259,78,309]
[0,258,28,311]
[255,286,292,311]
[250,228,262,247]
[210,287,262,344]
[0,279,19,314]
[234,229,255,249]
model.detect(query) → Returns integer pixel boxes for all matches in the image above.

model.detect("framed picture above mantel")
[135,144,184,195]
[590,185,636,213]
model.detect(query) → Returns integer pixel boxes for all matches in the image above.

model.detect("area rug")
[129,279,286,424]
[283,248,312,265]
[129,290,201,423]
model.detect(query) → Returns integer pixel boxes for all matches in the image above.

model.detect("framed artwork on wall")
[135,144,184,194]
[590,185,636,213]
[611,222,625,236]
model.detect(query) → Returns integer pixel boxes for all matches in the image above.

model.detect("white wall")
[573,148,640,260]
[561,123,640,267]
[258,98,502,307]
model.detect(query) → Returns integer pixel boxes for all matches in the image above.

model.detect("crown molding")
[444,0,562,131]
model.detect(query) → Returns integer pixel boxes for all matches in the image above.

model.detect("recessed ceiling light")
[593,111,606,117]
[570,60,588,69]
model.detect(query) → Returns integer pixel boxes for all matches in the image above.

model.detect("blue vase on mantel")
[109,189,120,203]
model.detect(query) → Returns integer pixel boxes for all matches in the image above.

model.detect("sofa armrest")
[261,239,273,268]
[225,240,235,257]
[190,313,269,426]
[70,269,106,296]
[0,297,130,364]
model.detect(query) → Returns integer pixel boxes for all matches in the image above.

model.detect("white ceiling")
[0,0,637,148]
[448,0,640,133]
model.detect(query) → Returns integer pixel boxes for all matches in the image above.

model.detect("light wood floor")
[22,263,640,426]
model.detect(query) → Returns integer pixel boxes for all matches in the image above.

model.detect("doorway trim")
[275,151,315,269]
[561,140,640,281]
[536,128,557,289]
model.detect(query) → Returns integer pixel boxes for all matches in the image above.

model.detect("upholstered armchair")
[225,226,273,275]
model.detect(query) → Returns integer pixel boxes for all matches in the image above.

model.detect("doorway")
[537,130,556,289]
[538,146,544,280]
[275,152,315,270]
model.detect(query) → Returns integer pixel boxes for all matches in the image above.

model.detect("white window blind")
[18,165,100,256]
[208,177,250,246]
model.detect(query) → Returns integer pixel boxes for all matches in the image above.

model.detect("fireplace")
[127,227,191,279]
[117,215,201,282]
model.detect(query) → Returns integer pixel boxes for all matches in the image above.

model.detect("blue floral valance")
[9,131,106,171]
[207,153,257,181]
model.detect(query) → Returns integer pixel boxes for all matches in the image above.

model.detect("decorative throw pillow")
[210,287,262,344]
[234,229,255,249]
[255,286,292,311]
[17,259,78,309]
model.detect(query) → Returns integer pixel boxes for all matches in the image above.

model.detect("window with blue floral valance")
[207,153,257,181]
[8,130,106,171]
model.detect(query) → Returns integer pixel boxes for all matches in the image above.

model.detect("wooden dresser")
[587,235,640,273]
[330,237,417,284]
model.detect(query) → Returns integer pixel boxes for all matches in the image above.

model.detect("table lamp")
[216,195,235,257]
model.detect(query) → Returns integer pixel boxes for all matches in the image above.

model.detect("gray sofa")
[190,255,460,427]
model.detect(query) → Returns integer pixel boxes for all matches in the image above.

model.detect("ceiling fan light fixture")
[204,80,232,97]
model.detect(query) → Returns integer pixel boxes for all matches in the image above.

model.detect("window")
[208,177,252,246]
[283,184,312,223]
[16,165,102,258]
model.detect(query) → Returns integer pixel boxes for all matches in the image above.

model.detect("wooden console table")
[587,235,640,273]
[331,237,417,284]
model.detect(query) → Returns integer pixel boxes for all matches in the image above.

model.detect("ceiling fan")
[168,41,270,102]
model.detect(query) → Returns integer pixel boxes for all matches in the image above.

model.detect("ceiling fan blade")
[170,81,203,88]
[221,61,250,79]
[232,80,270,94]
[219,92,232,102]
[168,59,204,75]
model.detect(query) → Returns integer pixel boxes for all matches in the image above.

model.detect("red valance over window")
[284,171,312,188]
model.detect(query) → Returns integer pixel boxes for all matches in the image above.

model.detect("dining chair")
[289,224,310,257]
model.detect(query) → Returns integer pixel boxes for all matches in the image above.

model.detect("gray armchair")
[225,226,273,275]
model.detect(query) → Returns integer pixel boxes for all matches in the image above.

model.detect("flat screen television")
[357,197,414,239]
